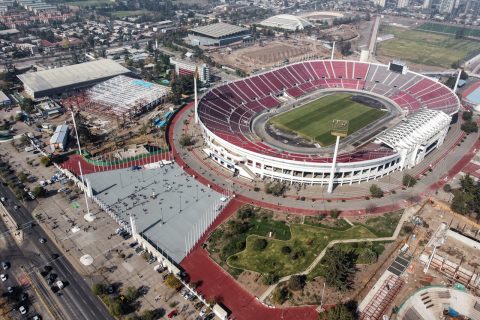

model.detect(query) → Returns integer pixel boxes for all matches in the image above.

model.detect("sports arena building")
[196,60,460,187]
[260,14,312,31]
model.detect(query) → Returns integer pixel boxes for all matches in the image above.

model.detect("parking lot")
[0,139,214,319]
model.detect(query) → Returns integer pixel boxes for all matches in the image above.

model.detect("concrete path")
[258,205,419,302]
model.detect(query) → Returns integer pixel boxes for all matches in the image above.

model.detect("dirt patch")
[211,39,330,73]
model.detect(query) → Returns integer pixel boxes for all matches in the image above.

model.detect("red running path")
[180,199,318,320]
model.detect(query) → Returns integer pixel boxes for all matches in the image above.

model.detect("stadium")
[197,59,460,188]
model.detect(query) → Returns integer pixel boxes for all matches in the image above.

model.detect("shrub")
[461,121,478,133]
[92,282,107,296]
[265,181,287,196]
[288,275,306,291]
[402,174,417,188]
[40,156,52,167]
[272,286,290,305]
[262,273,279,285]
[358,248,377,264]
[443,184,452,192]
[369,184,384,198]
[252,238,268,251]
[32,186,46,198]
[330,209,341,219]
[164,274,183,291]
[179,134,194,147]
[237,205,255,219]
[281,246,292,254]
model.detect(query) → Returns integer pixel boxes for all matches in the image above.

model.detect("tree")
[340,42,351,56]
[32,186,46,198]
[265,181,286,196]
[40,156,51,167]
[288,275,306,291]
[140,309,156,320]
[462,111,473,121]
[252,238,268,251]
[271,286,290,305]
[369,184,383,198]
[164,274,183,291]
[237,205,255,219]
[451,190,470,215]
[322,248,357,291]
[358,248,377,264]
[443,184,452,192]
[402,174,417,188]
[17,172,27,183]
[92,282,107,295]
[319,304,355,320]
[461,121,478,134]
[330,209,341,219]
[123,286,139,302]
[179,134,193,147]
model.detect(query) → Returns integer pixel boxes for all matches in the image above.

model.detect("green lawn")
[353,211,403,237]
[227,224,377,277]
[417,22,480,38]
[377,26,480,68]
[268,93,386,146]
[308,241,390,280]
[67,0,113,7]
[111,10,150,18]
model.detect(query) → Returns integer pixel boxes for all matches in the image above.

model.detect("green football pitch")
[269,93,386,146]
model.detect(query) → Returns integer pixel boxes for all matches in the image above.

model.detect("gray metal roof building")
[17,60,131,99]
[188,22,250,46]
[50,124,69,151]
[0,91,11,106]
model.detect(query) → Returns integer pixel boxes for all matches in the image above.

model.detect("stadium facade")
[18,59,131,99]
[197,60,459,186]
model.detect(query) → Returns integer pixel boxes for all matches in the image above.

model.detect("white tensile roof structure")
[377,109,451,151]
[260,14,312,31]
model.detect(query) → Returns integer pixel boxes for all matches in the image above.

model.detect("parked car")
[19,306,27,315]
[0,274,7,281]
[167,310,178,318]
[1,261,9,270]
[39,237,46,244]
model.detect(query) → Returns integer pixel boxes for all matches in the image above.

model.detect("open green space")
[67,0,113,7]
[377,26,480,68]
[268,93,386,146]
[111,10,150,18]
[227,223,376,277]
[353,210,403,237]
[308,241,390,280]
[417,22,480,38]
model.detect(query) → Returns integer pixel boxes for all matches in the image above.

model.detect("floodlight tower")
[194,66,199,124]
[327,119,349,194]
[71,111,82,156]
[330,41,336,60]
[453,69,462,94]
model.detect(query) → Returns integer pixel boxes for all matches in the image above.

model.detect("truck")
[56,280,64,290]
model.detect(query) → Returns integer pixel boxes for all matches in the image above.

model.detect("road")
[0,185,114,320]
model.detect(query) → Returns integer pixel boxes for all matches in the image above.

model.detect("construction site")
[60,75,170,124]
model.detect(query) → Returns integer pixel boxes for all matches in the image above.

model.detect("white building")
[260,14,312,31]
[397,0,409,8]
[170,57,210,84]
[50,124,69,152]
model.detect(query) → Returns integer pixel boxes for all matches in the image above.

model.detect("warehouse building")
[17,60,131,99]
[188,22,250,46]
[50,124,69,152]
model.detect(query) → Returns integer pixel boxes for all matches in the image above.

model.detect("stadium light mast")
[453,68,462,94]
[327,120,349,194]
[71,111,82,156]
[330,41,336,60]
[194,66,199,124]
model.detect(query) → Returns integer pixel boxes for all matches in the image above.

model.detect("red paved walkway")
[180,199,318,320]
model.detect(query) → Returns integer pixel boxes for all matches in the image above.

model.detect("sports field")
[269,93,386,146]
[417,22,480,38]
[377,26,480,68]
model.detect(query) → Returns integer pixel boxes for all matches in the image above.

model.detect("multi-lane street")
[0,184,113,320]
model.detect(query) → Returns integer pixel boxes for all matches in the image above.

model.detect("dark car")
[167,310,178,318]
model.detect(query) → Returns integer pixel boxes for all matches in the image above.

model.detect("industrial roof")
[50,124,69,145]
[17,60,130,93]
[0,91,9,103]
[87,164,225,263]
[189,22,248,39]
[260,14,312,31]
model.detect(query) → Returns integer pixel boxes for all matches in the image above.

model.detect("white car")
[0,274,7,281]
[19,306,27,315]
[199,307,208,317]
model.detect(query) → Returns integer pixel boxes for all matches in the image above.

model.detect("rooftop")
[189,22,248,39]
[86,164,225,263]
[17,60,131,94]
[50,124,69,145]
[0,91,9,103]
[260,14,312,30]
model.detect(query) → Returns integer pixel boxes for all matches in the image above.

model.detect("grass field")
[111,10,150,18]
[377,26,480,68]
[268,93,386,146]
[227,224,377,277]
[67,0,113,7]
[417,22,480,38]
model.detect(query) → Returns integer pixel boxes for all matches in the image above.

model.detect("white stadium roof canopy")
[260,14,312,31]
